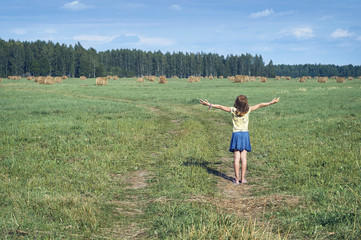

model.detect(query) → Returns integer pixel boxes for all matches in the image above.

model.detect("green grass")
[0,77,360,239]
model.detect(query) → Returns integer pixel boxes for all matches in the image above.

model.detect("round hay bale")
[0,78,2,83]
[62,76,68,79]
[299,77,306,82]
[44,77,54,85]
[137,77,145,83]
[318,77,328,83]
[96,77,108,85]
[234,75,245,83]
[228,76,235,81]
[336,77,346,83]
[37,76,45,84]
[27,76,33,80]
[159,76,167,84]
[79,76,87,80]
[54,77,62,83]
[260,77,267,83]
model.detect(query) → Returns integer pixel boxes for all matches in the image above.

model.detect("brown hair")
[234,95,249,116]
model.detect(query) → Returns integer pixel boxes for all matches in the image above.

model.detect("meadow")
[0,77,360,239]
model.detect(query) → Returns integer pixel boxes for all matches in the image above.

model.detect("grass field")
[0,77,360,239]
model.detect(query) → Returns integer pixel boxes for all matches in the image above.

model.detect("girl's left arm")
[199,99,231,112]
[250,97,280,111]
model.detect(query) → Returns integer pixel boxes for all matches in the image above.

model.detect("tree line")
[1,39,360,78]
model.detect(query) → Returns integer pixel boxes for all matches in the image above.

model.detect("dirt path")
[188,155,300,222]
[104,170,150,239]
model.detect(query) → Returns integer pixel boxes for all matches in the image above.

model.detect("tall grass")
[0,77,360,239]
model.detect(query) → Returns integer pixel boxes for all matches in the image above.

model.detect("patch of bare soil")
[124,170,149,190]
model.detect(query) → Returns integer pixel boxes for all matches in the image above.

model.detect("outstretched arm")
[250,97,280,111]
[199,99,231,112]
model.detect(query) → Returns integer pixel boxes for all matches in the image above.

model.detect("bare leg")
[233,150,240,184]
[240,150,248,183]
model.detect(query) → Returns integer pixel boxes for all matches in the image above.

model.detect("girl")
[199,95,279,184]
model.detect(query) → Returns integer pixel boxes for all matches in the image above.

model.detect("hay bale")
[79,76,87,80]
[8,76,21,80]
[357,76,361,79]
[96,77,108,85]
[145,76,156,82]
[37,77,45,84]
[348,77,353,80]
[27,76,33,80]
[137,77,145,83]
[54,77,62,83]
[330,76,337,79]
[188,76,200,83]
[219,76,224,79]
[34,76,44,83]
[62,76,68,79]
[228,76,235,81]
[43,77,54,85]
[260,77,267,83]
[0,78,2,83]
[275,76,280,80]
[336,77,346,83]
[234,75,245,83]
[318,77,328,83]
[172,75,179,79]
[159,76,167,84]
[299,77,306,82]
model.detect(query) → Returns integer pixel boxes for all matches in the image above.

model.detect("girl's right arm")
[250,97,280,111]
[199,99,231,112]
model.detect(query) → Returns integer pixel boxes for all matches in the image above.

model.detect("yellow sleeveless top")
[231,107,251,132]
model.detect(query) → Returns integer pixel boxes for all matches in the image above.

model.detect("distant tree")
[265,60,276,78]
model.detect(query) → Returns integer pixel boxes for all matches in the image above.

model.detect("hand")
[271,97,280,104]
[199,99,210,106]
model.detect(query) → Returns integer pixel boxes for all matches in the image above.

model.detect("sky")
[1,0,360,65]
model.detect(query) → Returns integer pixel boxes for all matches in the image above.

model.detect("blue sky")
[1,0,360,65]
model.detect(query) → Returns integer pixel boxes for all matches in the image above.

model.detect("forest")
[1,39,360,78]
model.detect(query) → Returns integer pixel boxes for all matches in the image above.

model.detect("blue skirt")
[229,131,252,152]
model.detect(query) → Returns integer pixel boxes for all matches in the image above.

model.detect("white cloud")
[62,1,93,11]
[73,35,119,43]
[319,15,332,21]
[11,28,27,35]
[250,9,274,19]
[293,28,315,39]
[169,4,181,11]
[45,28,58,34]
[331,29,352,38]
[126,33,175,47]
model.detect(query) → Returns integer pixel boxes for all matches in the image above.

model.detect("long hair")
[234,95,249,116]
